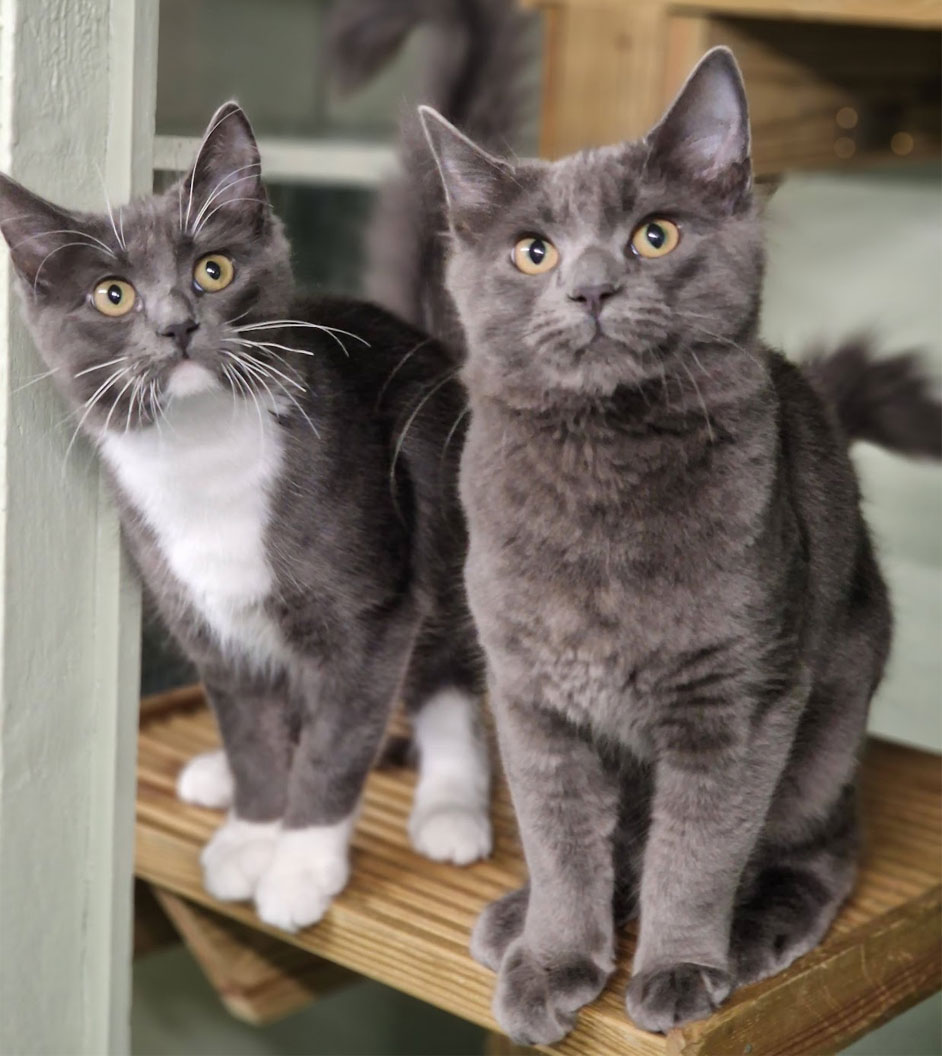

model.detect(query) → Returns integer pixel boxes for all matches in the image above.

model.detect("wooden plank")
[136,688,941,1055]
[536,1,670,156]
[151,889,355,1025]
[133,881,179,959]
[524,0,942,30]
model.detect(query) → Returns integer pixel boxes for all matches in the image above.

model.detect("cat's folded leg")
[625,697,801,1033]
[197,670,294,903]
[254,612,417,932]
[480,695,618,1046]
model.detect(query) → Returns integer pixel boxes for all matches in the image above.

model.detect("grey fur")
[0,104,484,849]
[416,48,939,1041]
[327,0,537,348]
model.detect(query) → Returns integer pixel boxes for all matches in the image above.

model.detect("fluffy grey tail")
[805,339,941,459]
[327,0,536,345]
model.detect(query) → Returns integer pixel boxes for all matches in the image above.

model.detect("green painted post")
[0,1,157,1052]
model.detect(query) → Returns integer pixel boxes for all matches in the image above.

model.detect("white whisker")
[75,355,129,378]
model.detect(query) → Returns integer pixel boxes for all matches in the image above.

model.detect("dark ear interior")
[646,47,751,184]
[0,173,103,290]
[180,102,266,234]
[418,105,516,224]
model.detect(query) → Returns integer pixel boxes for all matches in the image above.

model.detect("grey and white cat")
[408,48,940,1041]
[0,103,492,931]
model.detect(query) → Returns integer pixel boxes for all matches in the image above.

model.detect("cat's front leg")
[197,671,294,903]
[626,704,798,1033]
[479,693,619,1046]
[254,613,417,932]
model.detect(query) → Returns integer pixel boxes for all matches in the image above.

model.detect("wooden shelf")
[527,0,942,174]
[136,686,941,1055]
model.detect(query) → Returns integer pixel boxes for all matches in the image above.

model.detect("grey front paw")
[493,939,611,1045]
[470,885,529,971]
[625,963,731,1033]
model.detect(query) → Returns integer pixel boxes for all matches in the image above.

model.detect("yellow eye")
[512,236,559,276]
[194,253,234,292]
[92,278,136,317]
[631,219,680,259]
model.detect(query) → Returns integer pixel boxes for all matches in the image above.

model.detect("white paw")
[200,815,280,902]
[254,820,354,933]
[177,749,234,810]
[409,800,493,865]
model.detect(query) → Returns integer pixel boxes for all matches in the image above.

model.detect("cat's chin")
[165,361,221,399]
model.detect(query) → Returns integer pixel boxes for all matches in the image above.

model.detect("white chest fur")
[100,392,287,669]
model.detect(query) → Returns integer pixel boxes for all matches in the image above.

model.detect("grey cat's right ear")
[419,106,514,222]
[0,173,82,290]
[645,47,750,185]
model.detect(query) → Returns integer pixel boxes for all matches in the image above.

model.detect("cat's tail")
[805,339,941,459]
[326,0,536,343]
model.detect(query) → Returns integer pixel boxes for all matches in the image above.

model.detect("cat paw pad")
[177,749,234,810]
[493,939,611,1045]
[409,801,492,865]
[254,824,352,932]
[200,816,280,902]
[470,886,529,971]
[625,962,731,1033]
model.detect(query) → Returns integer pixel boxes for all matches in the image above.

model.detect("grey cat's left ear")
[181,102,266,232]
[0,173,87,290]
[419,106,514,222]
[646,47,750,181]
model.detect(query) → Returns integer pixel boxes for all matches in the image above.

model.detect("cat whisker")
[63,365,133,466]
[440,405,470,463]
[75,355,129,378]
[375,340,431,408]
[222,347,305,392]
[96,163,127,252]
[193,196,269,234]
[190,166,261,235]
[228,337,314,359]
[235,320,371,348]
[13,366,59,393]
[10,227,119,259]
[183,105,242,232]
[390,369,460,499]
[102,373,139,436]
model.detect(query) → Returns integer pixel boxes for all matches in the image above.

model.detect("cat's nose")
[569,282,620,318]
[159,319,199,356]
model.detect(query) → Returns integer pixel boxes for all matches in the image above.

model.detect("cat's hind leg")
[403,626,492,865]
[731,785,858,986]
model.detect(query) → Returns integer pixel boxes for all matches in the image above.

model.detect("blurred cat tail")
[325,0,537,336]
[805,339,942,460]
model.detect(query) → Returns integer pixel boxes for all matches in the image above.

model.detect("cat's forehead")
[532,142,647,231]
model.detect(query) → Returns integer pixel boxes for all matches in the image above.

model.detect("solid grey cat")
[0,103,492,932]
[416,49,940,1041]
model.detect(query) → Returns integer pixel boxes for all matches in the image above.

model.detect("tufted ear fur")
[0,173,97,291]
[419,105,517,225]
[180,101,267,234]
[646,47,751,191]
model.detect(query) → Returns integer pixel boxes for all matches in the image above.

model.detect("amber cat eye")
[92,278,136,317]
[512,236,559,276]
[631,219,680,259]
[193,253,234,292]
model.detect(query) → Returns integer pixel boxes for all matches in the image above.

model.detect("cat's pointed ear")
[0,173,86,290]
[646,47,750,186]
[180,102,266,233]
[419,106,514,224]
